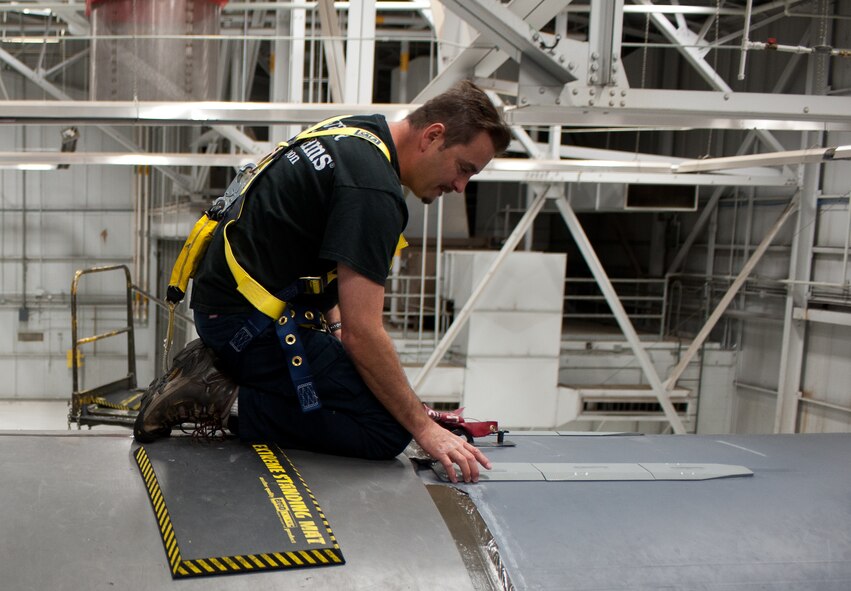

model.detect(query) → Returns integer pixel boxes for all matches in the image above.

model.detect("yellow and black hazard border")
[77,390,144,411]
[93,391,144,411]
[277,446,343,557]
[134,445,344,579]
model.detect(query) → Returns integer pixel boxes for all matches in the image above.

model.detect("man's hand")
[415,422,491,483]
[336,263,491,482]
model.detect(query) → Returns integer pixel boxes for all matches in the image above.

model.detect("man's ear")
[420,123,445,151]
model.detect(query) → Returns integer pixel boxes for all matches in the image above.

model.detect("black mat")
[134,438,344,578]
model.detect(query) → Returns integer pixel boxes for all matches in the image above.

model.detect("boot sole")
[133,410,172,443]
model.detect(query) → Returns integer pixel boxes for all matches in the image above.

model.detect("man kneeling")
[134,81,510,484]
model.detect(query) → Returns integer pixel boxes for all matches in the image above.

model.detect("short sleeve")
[319,187,406,285]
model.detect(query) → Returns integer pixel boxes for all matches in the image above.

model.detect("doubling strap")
[273,311,322,413]
[227,297,325,414]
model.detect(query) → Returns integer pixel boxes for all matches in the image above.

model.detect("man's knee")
[362,427,412,461]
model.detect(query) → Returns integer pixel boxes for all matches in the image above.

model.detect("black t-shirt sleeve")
[319,186,405,285]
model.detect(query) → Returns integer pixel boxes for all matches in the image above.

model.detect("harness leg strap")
[273,313,321,412]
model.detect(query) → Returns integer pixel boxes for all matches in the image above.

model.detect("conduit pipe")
[738,0,755,80]
[843,192,851,282]
[746,40,851,56]
[20,167,28,321]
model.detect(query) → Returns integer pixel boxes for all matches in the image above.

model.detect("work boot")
[133,339,238,443]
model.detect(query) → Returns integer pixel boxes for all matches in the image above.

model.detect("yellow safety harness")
[163,116,406,376]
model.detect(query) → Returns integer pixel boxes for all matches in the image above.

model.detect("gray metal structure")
[421,432,851,590]
[2,431,850,589]
[0,432,474,591]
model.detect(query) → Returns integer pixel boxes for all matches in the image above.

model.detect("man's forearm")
[334,263,490,482]
[340,325,431,439]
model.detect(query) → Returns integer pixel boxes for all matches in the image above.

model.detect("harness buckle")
[299,276,325,295]
[207,163,257,221]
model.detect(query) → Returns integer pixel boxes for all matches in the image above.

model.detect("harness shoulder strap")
[224,119,396,320]
[288,127,391,162]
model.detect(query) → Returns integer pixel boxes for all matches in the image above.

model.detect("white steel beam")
[271,6,306,144]
[41,48,89,80]
[519,141,781,178]
[0,100,414,125]
[0,1,434,12]
[0,46,193,193]
[775,13,831,433]
[33,0,90,36]
[506,89,851,131]
[665,29,810,275]
[630,0,784,152]
[775,144,820,434]
[2,0,797,16]
[587,0,624,87]
[479,170,786,187]
[2,92,848,131]
[433,0,575,86]
[632,0,720,85]
[317,0,346,103]
[0,152,795,187]
[210,125,270,155]
[344,0,376,103]
[9,139,847,186]
[792,307,851,327]
[554,194,686,434]
[0,152,256,169]
[662,197,800,390]
[674,146,851,173]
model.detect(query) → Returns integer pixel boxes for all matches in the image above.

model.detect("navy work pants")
[194,311,411,460]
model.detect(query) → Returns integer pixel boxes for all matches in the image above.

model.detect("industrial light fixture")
[58,127,79,170]
[1,36,60,44]
[10,164,55,171]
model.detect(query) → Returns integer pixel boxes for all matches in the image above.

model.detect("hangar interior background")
[0,0,849,438]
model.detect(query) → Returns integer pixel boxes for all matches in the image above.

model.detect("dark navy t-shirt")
[191,114,408,314]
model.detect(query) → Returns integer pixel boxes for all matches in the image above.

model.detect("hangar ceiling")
[0,0,848,178]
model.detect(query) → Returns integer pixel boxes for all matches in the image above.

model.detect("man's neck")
[388,119,415,187]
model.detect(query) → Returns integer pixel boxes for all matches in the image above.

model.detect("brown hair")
[406,80,511,154]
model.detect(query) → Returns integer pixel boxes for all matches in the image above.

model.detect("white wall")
[0,110,159,398]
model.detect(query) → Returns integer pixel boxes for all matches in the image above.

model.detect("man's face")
[409,128,496,204]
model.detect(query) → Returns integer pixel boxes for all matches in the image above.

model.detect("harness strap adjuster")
[299,276,326,295]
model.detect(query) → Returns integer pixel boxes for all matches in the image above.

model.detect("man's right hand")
[336,263,491,482]
[414,422,491,483]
